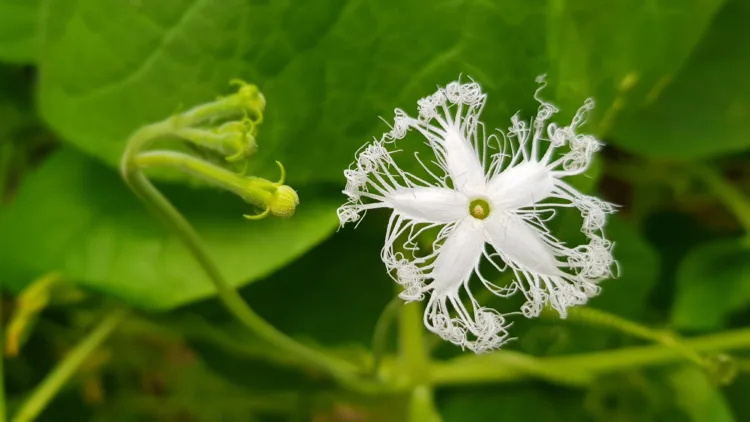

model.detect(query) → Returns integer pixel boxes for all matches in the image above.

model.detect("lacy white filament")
[338,76,617,353]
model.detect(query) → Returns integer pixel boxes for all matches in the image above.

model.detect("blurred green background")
[0,0,749,421]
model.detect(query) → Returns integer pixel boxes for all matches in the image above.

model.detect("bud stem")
[135,151,273,210]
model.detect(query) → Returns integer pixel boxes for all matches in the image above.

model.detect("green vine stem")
[429,327,750,387]
[12,308,127,422]
[548,306,708,368]
[120,106,373,393]
[427,350,591,387]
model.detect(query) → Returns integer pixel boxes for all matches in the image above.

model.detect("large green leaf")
[0,0,38,63]
[671,238,750,331]
[38,0,723,184]
[611,0,750,158]
[0,148,338,310]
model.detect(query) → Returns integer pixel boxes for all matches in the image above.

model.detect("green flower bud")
[269,185,299,218]
[231,79,266,123]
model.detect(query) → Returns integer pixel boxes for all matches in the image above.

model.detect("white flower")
[337,76,617,353]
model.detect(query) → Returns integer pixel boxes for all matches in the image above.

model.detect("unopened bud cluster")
[125,81,298,220]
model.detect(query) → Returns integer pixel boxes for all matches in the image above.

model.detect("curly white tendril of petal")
[337,76,617,353]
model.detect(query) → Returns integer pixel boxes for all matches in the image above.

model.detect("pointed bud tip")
[270,185,299,218]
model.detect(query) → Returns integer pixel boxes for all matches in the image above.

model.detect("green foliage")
[0,0,38,63]
[611,0,750,158]
[0,149,338,309]
[672,238,750,331]
[38,0,727,184]
[590,217,659,319]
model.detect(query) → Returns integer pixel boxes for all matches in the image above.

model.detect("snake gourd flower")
[338,76,617,353]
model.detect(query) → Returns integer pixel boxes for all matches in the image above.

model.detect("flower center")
[469,198,491,220]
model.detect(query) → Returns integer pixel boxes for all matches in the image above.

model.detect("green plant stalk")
[12,309,127,422]
[371,297,402,377]
[399,300,429,385]
[408,385,443,422]
[121,121,372,393]
[693,164,750,233]
[550,306,707,367]
[430,327,750,387]
[431,350,592,387]
[399,300,439,422]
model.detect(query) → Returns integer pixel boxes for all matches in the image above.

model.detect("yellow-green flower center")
[469,198,491,220]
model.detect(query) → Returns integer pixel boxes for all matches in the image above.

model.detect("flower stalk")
[400,301,430,384]
[407,385,443,422]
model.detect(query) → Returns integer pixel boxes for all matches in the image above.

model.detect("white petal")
[429,217,486,295]
[484,212,561,275]
[443,127,486,194]
[386,187,468,223]
[486,160,554,210]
